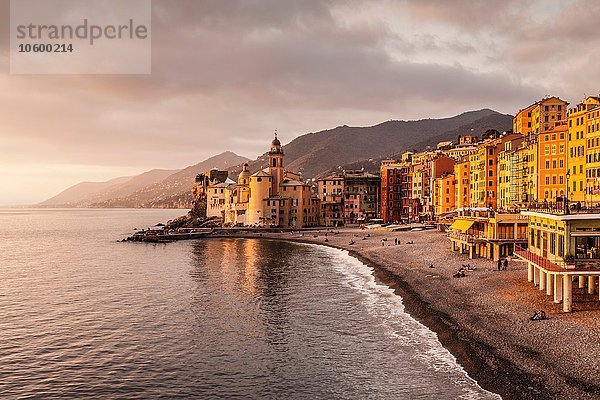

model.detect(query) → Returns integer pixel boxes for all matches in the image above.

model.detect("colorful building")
[538,121,568,203]
[432,173,455,216]
[448,208,528,261]
[344,170,380,224]
[567,97,598,202]
[586,105,600,204]
[515,210,600,312]
[380,158,412,223]
[317,176,344,226]
[453,160,470,209]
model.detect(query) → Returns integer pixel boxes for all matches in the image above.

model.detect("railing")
[447,231,479,243]
[526,202,600,215]
[514,244,565,270]
[514,244,600,271]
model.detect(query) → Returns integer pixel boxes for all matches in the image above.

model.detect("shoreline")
[201,228,600,400]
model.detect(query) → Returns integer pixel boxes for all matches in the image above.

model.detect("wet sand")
[212,228,600,400]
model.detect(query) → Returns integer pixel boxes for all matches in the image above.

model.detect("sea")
[0,208,500,399]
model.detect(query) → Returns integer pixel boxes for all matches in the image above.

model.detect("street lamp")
[565,170,571,215]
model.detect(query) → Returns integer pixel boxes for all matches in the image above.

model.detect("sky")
[1,0,600,205]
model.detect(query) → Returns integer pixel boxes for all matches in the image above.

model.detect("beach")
[211,227,600,400]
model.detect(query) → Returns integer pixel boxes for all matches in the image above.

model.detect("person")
[381,239,385,247]
[497,259,502,271]
[503,258,508,271]
[429,263,434,269]
[530,310,548,321]
[530,311,540,321]
[395,238,398,245]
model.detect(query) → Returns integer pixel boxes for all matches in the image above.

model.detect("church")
[197,134,320,227]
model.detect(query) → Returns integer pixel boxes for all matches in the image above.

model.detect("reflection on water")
[0,209,499,399]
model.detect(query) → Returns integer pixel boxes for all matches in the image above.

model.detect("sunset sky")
[1,0,600,205]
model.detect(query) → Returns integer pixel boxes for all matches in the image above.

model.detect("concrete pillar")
[534,266,539,286]
[469,245,474,259]
[563,274,573,312]
[452,241,457,251]
[546,273,553,296]
[588,276,596,294]
[579,275,586,289]
[459,244,464,254]
[539,270,546,291]
[527,263,534,282]
[493,243,501,262]
[554,274,563,303]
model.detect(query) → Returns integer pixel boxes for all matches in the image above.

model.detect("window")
[558,235,564,257]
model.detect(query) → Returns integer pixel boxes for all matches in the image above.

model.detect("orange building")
[513,104,535,136]
[454,160,470,209]
[538,121,568,202]
[433,173,456,216]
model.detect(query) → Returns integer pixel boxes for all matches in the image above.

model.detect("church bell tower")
[269,131,284,195]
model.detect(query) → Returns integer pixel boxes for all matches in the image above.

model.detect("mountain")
[39,176,134,207]
[89,151,250,208]
[39,110,512,209]
[39,151,248,208]
[39,169,179,207]
[228,109,513,179]
[325,111,515,176]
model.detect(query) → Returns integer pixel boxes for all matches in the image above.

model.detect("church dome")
[238,163,251,181]
[271,136,281,147]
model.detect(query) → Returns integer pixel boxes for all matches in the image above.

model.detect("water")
[0,209,499,399]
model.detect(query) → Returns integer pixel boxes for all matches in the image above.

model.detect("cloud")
[0,0,599,204]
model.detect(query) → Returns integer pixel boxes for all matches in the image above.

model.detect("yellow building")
[515,211,600,312]
[586,105,600,204]
[447,208,528,261]
[469,133,522,209]
[247,170,273,225]
[497,136,525,209]
[567,98,599,202]
[242,134,321,227]
[223,164,251,226]
[454,160,470,209]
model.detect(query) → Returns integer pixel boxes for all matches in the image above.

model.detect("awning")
[449,219,475,232]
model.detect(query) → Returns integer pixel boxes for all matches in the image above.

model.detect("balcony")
[514,245,600,271]
[527,202,600,215]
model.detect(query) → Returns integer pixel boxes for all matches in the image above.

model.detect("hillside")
[228,109,513,179]
[39,176,134,207]
[39,110,512,209]
[325,111,515,176]
[90,151,249,208]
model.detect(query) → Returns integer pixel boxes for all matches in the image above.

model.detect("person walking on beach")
[503,258,508,271]
[497,258,502,271]
[381,239,385,247]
